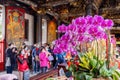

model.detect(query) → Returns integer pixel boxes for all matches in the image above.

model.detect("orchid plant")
[53,15,120,80]
[53,15,114,55]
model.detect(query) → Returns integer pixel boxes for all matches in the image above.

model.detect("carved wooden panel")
[47,20,57,43]
[6,6,25,48]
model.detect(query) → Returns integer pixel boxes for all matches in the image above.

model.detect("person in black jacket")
[12,47,18,70]
[5,43,14,74]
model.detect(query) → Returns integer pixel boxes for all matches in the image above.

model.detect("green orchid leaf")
[89,58,97,70]
[74,71,85,80]
[112,73,119,80]
[100,62,111,77]
[115,70,120,77]
[74,72,92,80]
[85,74,93,80]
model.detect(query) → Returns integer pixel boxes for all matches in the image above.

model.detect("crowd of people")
[5,42,67,80]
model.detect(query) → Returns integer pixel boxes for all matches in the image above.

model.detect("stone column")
[57,18,61,39]
[85,0,99,15]
[36,14,42,46]
[86,3,93,15]
[85,0,93,15]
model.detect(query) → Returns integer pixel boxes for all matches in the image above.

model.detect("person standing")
[54,52,65,69]
[5,43,14,74]
[32,43,40,73]
[44,43,52,69]
[11,47,18,70]
[32,44,37,73]
[39,46,50,73]
[17,45,30,80]
[48,44,56,67]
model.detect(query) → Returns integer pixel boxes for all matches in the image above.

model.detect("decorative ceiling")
[28,0,103,23]
[28,0,120,24]
[0,0,120,25]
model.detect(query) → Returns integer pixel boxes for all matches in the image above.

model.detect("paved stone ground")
[0,67,52,79]
[0,70,39,79]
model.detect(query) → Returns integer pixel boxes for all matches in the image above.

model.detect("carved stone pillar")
[36,14,42,45]
[85,0,93,15]
[57,18,61,39]
[85,0,99,16]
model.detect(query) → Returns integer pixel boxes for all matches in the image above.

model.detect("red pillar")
[0,40,5,71]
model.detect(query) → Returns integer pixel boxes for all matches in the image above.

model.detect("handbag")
[48,55,54,61]
[5,57,11,66]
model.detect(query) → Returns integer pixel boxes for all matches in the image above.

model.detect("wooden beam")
[94,0,103,8]
[111,30,120,34]
[16,0,37,7]
[106,15,120,19]
[68,13,84,17]
[113,19,120,24]
[101,7,120,14]
[41,0,75,7]
[46,10,59,20]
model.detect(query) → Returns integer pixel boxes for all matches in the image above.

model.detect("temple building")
[0,0,120,79]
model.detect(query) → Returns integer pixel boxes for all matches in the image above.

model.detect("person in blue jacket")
[54,52,66,69]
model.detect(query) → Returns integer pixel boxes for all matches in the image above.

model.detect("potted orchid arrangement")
[53,15,120,80]
[53,15,112,55]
